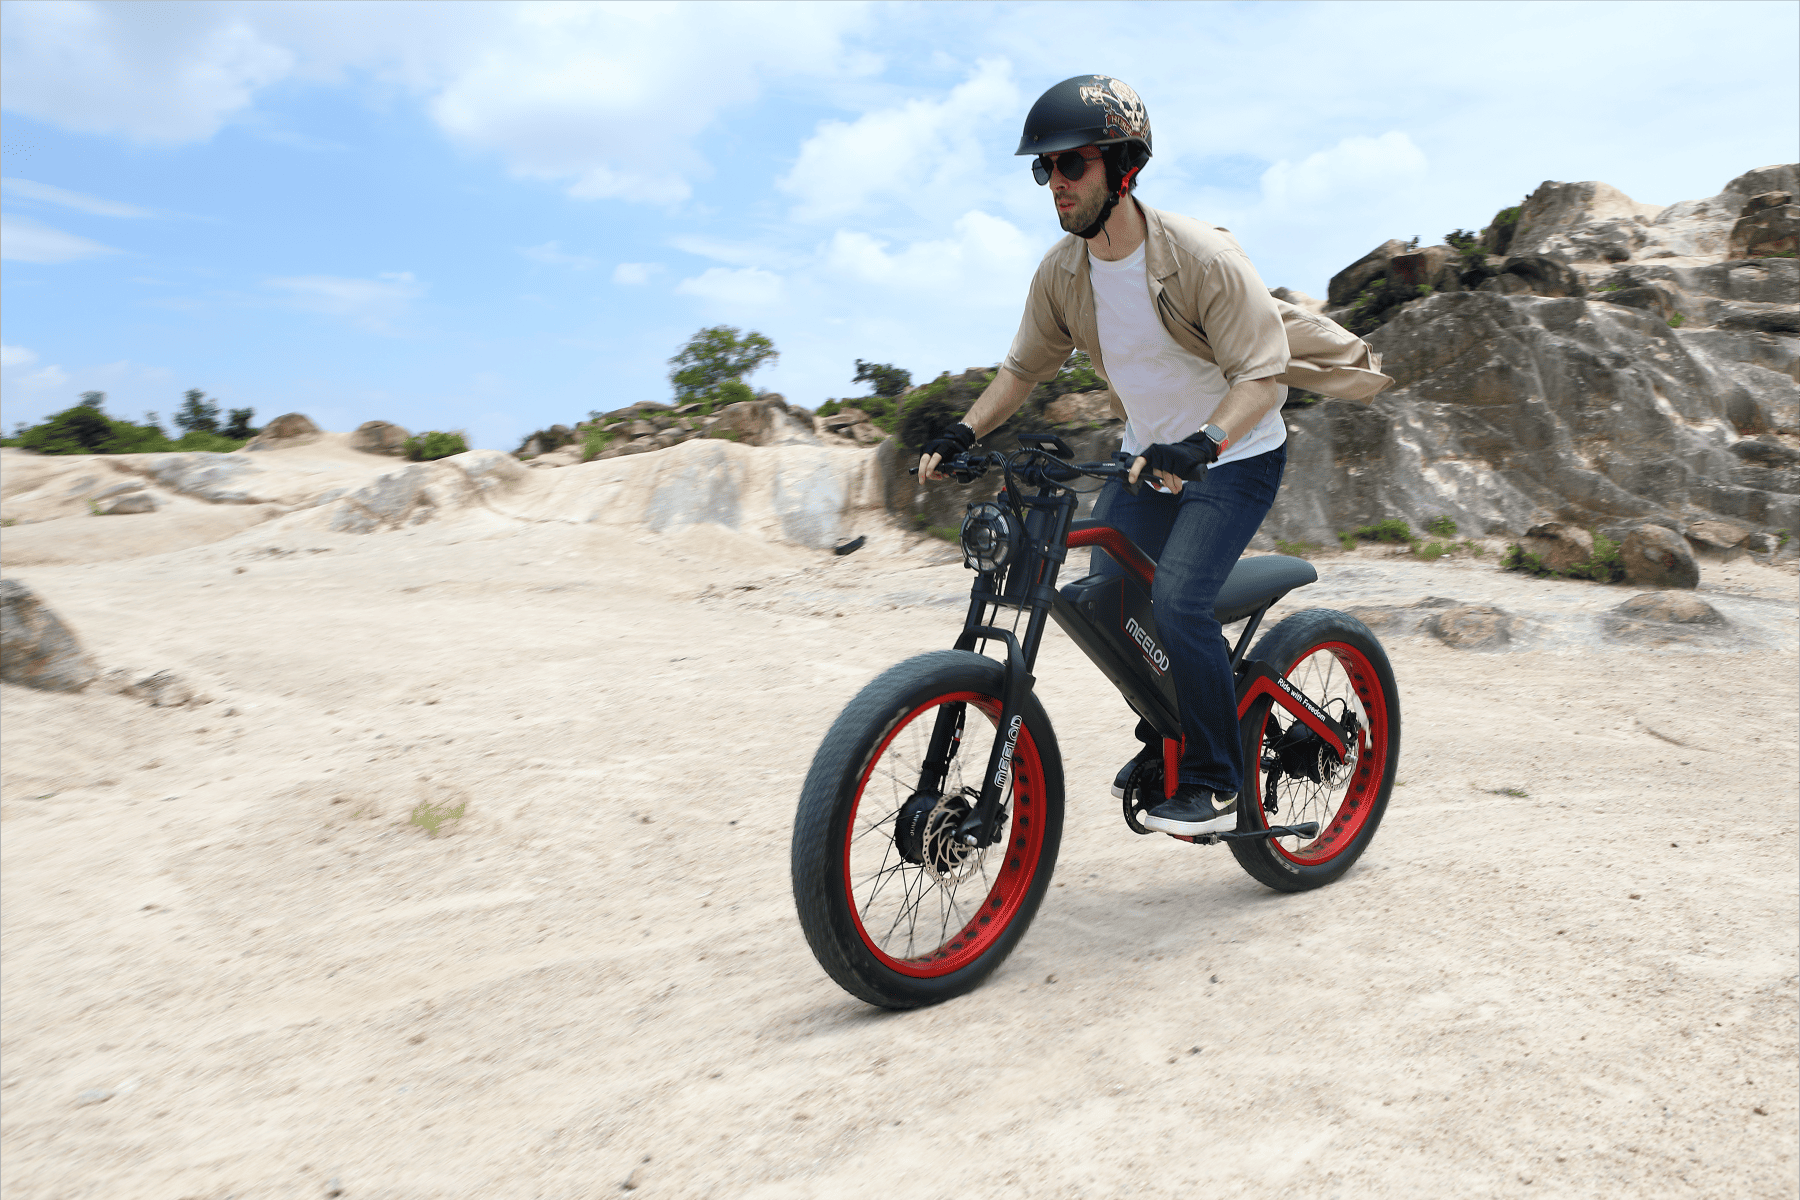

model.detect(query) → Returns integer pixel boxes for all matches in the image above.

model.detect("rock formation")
[244,412,322,450]
[350,421,411,456]
[1260,165,1798,559]
[0,580,98,692]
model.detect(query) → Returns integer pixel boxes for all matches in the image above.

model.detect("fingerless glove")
[920,422,977,462]
[1137,430,1221,481]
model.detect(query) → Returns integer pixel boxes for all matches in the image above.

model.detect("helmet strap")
[1074,146,1140,242]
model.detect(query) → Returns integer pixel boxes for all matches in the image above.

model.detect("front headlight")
[960,501,1019,573]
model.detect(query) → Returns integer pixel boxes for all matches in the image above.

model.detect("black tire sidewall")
[791,650,1065,1008]
[1228,610,1400,892]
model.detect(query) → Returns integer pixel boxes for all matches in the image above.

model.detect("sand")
[2,443,1796,1199]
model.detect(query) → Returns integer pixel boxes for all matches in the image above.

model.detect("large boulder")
[244,412,321,450]
[99,491,159,515]
[1612,592,1725,625]
[0,580,98,692]
[1328,239,1411,306]
[1507,180,1665,262]
[1497,255,1587,298]
[1043,390,1116,425]
[1728,193,1799,260]
[1619,524,1700,589]
[1258,274,1799,547]
[350,420,411,456]
[1519,522,1593,572]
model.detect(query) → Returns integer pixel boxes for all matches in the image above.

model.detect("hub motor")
[894,790,989,878]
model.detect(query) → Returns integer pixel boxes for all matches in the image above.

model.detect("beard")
[1057,187,1108,234]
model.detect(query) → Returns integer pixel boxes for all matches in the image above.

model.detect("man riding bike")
[918,74,1302,840]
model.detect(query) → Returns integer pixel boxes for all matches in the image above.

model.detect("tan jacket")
[1002,202,1392,415]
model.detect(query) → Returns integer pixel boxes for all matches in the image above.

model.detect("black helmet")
[1015,74,1152,158]
[1017,75,1152,240]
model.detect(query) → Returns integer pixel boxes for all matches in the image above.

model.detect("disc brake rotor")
[894,790,990,881]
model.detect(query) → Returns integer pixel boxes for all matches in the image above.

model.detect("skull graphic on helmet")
[1076,77,1149,146]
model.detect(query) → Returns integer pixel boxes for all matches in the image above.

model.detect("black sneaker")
[1142,785,1238,837]
[1110,745,1160,800]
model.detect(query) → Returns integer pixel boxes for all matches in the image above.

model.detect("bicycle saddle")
[1068,520,1318,623]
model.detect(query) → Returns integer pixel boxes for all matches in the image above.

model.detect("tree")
[668,326,778,403]
[16,395,114,454]
[223,407,258,439]
[175,389,220,434]
[853,359,912,398]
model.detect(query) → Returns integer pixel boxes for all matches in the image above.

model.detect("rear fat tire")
[791,650,1064,1008]
[1229,609,1400,892]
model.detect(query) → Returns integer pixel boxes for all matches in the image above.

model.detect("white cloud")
[0,213,121,263]
[1,345,40,369]
[612,262,662,286]
[263,271,426,332]
[0,2,875,205]
[674,266,784,308]
[822,210,1039,302]
[669,235,778,268]
[1259,132,1429,212]
[520,241,597,269]
[780,58,1020,223]
[1,176,155,217]
[0,0,295,143]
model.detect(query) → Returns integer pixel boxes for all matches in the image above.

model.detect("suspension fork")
[937,486,1075,847]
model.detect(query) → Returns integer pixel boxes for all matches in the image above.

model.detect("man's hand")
[917,422,976,481]
[1126,431,1220,494]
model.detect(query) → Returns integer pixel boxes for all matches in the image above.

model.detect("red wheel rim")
[841,692,1048,977]
[1248,642,1390,865]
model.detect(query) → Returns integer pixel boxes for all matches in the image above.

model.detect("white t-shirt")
[1088,241,1286,466]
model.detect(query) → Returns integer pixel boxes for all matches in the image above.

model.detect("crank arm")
[1215,821,1321,842]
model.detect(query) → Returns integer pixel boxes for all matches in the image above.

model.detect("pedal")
[1216,821,1321,843]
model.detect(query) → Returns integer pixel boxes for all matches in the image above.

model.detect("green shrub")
[696,379,756,414]
[1275,539,1321,558]
[581,426,615,461]
[1460,539,1486,557]
[6,392,248,455]
[1776,529,1791,550]
[1414,540,1451,561]
[1426,515,1458,538]
[1501,530,1624,582]
[1560,532,1626,582]
[1352,518,1417,544]
[404,431,469,461]
[408,795,467,838]
[1666,313,1685,328]
[1336,531,1358,551]
[815,399,843,417]
[1500,543,1552,576]
[1445,229,1480,252]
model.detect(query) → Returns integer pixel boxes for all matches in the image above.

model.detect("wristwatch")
[1198,423,1232,455]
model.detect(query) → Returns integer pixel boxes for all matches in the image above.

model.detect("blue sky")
[3,0,1796,453]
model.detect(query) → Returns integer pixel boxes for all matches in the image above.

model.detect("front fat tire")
[791,650,1064,1009]
[1229,609,1401,893]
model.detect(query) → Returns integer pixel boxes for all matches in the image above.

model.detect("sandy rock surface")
[1,460,1796,1199]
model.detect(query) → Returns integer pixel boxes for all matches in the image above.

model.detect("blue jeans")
[1088,445,1288,795]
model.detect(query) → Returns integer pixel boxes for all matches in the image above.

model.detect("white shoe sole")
[1141,808,1238,837]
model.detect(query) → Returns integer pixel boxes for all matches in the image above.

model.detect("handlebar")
[908,446,1147,491]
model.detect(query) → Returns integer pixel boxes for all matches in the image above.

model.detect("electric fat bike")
[790,434,1400,1009]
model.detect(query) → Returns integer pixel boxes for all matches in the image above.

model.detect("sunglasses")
[1032,150,1098,186]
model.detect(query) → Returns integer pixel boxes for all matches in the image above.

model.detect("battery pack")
[1051,572,1181,735]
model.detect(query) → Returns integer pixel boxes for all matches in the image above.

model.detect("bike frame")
[921,446,1351,849]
